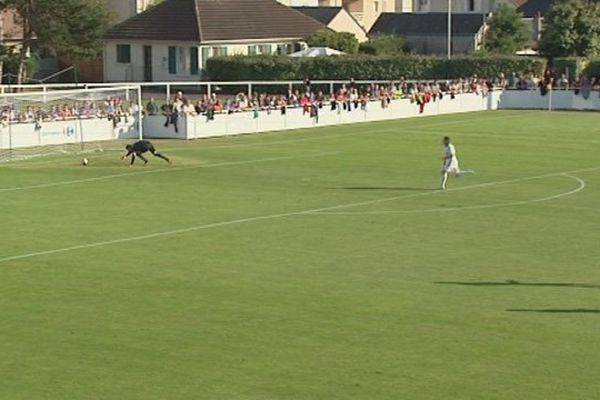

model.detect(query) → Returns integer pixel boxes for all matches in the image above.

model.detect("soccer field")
[1,110,599,399]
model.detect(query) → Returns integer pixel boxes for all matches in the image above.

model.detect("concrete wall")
[143,93,491,140]
[0,118,138,150]
[497,90,600,111]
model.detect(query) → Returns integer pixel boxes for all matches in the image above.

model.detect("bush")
[435,56,545,79]
[358,35,409,56]
[584,59,600,78]
[306,29,359,54]
[1,48,39,83]
[206,55,546,81]
[484,4,530,54]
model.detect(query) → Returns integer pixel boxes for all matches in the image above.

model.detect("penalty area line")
[313,174,586,215]
[0,167,596,264]
[0,151,338,193]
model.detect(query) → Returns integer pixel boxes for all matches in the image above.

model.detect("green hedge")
[552,57,588,77]
[206,55,545,81]
[585,59,600,78]
[550,57,600,78]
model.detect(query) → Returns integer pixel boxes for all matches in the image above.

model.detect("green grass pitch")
[1,110,599,399]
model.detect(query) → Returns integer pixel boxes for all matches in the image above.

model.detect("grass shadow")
[341,187,437,191]
[506,309,600,314]
[435,280,600,289]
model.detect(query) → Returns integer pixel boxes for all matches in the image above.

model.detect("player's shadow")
[506,309,600,314]
[435,280,600,289]
[341,187,437,191]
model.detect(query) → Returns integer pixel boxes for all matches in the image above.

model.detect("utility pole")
[447,0,452,59]
[0,9,4,82]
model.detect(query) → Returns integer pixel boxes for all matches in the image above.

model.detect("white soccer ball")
[81,158,89,166]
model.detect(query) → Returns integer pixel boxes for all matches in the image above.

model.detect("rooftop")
[370,13,487,36]
[105,0,325,42]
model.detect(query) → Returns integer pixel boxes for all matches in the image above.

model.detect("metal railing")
[0,80,410,103]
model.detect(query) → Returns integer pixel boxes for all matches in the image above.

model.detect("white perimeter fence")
[0,81,598,150]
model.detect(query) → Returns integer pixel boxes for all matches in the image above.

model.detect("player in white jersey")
[440,136,475,190]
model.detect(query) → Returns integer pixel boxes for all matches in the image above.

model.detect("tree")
[305,29,359,54]
[358,35,409,56]
[484,4,531,54]
[0,0,111,83]
[539,0,600,57]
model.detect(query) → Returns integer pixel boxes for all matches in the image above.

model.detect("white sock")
[440,173,448,189]
[457,170,475,177]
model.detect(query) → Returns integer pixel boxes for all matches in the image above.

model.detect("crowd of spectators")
[0,95,137,127]
[507,68,600,94]
[3,70,600,126]
[153,71,600,123]
[151,76,499,125]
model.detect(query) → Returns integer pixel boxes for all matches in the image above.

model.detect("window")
[212,47,227,57]
[248,45,257,56]
[116,44,131,63]
[467,0,475,11]
[258,45,272,55]
[190,47,199,75]
[178,47,188,72]
[414,0,430,12]
[279,44,293,55]
[374,1,379,13]
[168,46,177,74]
[201,47,210,68]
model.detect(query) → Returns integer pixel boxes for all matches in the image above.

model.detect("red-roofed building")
[103,0,325,82]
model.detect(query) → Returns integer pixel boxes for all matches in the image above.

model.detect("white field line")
[0,151,338,193]
[314,174,586,215]
[0,167,596,264]
[413,128,600,146]
[303,167,598,215]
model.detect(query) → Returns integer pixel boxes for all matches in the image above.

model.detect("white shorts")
[444,159,460,174]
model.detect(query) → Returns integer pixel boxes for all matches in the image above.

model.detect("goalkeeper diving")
[121,140,171,166]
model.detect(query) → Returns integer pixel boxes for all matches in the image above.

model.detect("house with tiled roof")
[293,6,368,42]
[103,0,325,81]
[412,0,514,13]
[369,12,488,55]
[103,0,161,23]
[513,0,551,50]
[514,0,552,17]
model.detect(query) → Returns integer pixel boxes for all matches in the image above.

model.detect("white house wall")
[104,40,201,82]
[328,11,368,42]
[423,0,513,13]
[104,40,301,82]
